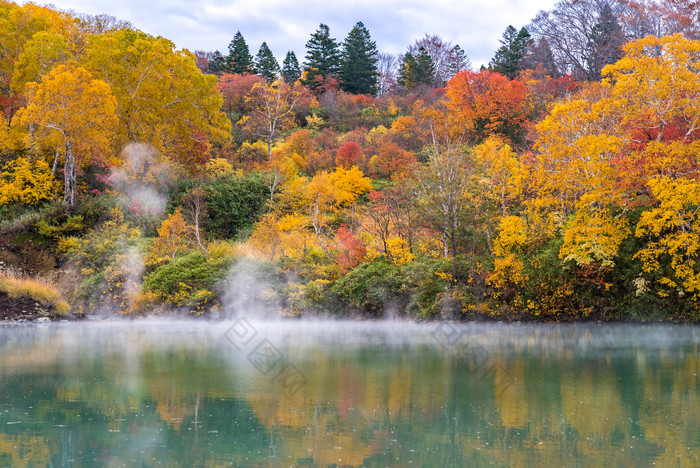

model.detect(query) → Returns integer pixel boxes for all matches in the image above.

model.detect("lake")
[0,320,698,467]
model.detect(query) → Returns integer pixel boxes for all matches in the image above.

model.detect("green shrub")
[204,173,268,238]
[168,172,268,239]
[331,257,406,316]
[402,258,451,318]
[142,248,234,311]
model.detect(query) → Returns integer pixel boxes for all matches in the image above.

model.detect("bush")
[168,172,268,239]
[331,257,406,316]
[204,173,268,238]
[142,247,235,311]
[60,207,142,313]
[402,258,452,318]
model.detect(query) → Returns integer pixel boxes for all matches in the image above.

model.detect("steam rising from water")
[220,258,281,319]
[110,143,171,218]
[123,245,145,312]
[0,322,697,363]
[89,143,172,315]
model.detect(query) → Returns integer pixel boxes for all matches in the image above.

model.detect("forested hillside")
[1,0,699,321]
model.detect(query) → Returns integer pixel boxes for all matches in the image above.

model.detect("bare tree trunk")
[311,203,330,259]
[267,169,281,203]
[443,231,449,258]
[184,186,209,256]
[51,147,60,179]
[193,206,208,256]
[63,139,76,207]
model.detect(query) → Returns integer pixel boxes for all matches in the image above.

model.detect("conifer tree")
[585,3,623,80]
[281,51,301,83]
[303,23,341,88]
[209,50,226,73]
[339,21,378,95]
[227,31,253,74]
[445,45,470,79]
[489,25,531,79]
[254,42,280,81]
[398,47,434,89]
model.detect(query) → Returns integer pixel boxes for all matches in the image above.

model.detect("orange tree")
[13,65,117,206]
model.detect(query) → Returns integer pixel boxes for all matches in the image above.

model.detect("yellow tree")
[583,35,700,281]
[0,157,53,205]
[257,166,371,260]
[530,96,622,220]
[528,92,630,269]
[635,177,700,299]
[471,136,528,248]
[243,79,305,158]
[601,34,700,183]
[83,29,230,169]
[473,136,527,218]
[0,2,75,125]
[10,31,70,98]
[13,65,117,206]
[148,208,194,265]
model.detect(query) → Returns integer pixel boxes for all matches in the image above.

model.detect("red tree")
[336,141,363,168]
[445,70,528,144]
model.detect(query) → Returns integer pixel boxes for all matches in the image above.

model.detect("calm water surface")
[0,320,698,467]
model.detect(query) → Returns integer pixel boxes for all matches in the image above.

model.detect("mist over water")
[0,321,698,467]
[1,320,697,359]
[220,258,282,319]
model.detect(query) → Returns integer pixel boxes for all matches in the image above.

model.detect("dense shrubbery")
[142,244,235,311]
[168,172,269,239]
[59,207,142,314]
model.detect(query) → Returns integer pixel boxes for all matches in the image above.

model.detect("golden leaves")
[635,177,700,298]
[0,157,53,205]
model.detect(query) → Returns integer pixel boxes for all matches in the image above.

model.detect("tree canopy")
[339,22,379,95]
[303,23,341,90]
[226,31,253,74]
[254,42,280,81]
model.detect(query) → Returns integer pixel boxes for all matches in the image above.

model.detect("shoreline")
[0,297,696,325]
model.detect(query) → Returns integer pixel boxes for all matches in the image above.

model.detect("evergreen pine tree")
[414,47,435,85]
[254,42,280,81]
[397,53,418,89]
[227,31,253,74]
[445,45,470,80]
[303,23,341,87]
[281,51,302,83]
[209,50,226,73]
[489,25,531,79]
[339,21,378,95]
[397,47,434,90]
[585,4,623,80]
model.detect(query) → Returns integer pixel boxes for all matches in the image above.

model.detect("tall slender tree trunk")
[51,147,60,179]
[63,139,76,208]
[193,204,208,257]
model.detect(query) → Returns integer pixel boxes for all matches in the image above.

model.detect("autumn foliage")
[445,70,528,143]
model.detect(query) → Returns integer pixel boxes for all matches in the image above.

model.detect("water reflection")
[0,321,698,467]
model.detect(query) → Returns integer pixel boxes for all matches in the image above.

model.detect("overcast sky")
[30,0,556,67]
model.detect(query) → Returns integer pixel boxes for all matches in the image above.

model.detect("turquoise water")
[0,321,698,467]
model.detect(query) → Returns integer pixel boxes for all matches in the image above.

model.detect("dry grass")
[0,205,53,232]
[0,272,70,315]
